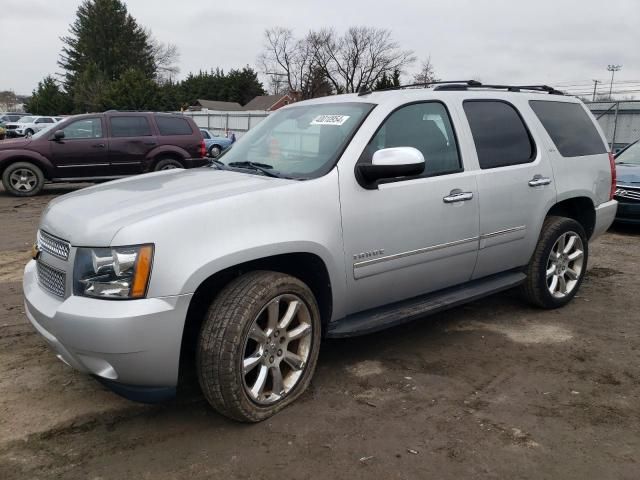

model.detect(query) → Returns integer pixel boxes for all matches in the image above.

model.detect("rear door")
[50,117,110,177]
[460,99,557,279]
[107,115,157,175]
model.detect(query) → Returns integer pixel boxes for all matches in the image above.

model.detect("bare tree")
[259,27,314,96]
[413,57,439,86]
[149,35,180,84]
[260,26,415,97]
[310,27,415,93]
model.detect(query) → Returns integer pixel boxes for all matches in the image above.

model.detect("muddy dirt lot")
[0,183,638,479]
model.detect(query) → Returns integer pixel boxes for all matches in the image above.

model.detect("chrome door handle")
[528,175,551,187]
[443,190,474,203]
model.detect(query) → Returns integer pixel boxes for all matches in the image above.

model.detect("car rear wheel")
[2,162,45,196]
[197,271,321,422]
[154,158,183,171]
[521,216,588,308]
[209,145,222,158]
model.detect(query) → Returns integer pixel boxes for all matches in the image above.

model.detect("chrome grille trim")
[37,230,70,260]
[615,186,640,202]
[36,261,66,298]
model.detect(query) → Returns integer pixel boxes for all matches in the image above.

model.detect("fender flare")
[0,151,55,178]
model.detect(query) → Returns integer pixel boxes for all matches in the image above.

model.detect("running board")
[327,271,526,338]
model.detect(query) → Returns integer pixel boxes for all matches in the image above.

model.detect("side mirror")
[357,147,425,187]
[52,130,65,141]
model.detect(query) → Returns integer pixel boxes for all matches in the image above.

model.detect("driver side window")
[62,118,103,139]
[363,102,462,177]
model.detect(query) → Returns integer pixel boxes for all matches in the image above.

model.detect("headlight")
[73,244,154,299]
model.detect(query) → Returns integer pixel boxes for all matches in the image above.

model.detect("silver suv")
[23,82,617,422]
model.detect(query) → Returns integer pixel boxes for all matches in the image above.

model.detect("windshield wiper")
[209,158,228,170]
[227,161,285,178]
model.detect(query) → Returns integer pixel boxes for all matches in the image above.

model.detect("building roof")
[243,94,290,111]
[194,99,244,111]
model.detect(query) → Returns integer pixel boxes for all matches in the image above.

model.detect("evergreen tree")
[25,76,72,115]
[59,0,155,94]
[224,67,266,105]
[99,69,161,110]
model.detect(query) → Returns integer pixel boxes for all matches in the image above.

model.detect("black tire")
[154,158,183,171]
[520,216,589,309]
[197,271,322,422]
[24,129,34,138]
[2,161,45,197]
[209,145,222,158]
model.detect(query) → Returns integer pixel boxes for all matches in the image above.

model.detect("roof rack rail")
[358,80,481,96]
[358,80,564,96]
[435,83,564,95]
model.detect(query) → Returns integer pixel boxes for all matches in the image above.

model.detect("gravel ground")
[0,183,638,479]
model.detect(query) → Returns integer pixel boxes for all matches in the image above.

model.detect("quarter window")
[463,101,535,169]
[156,116,193,136]
[529,101,607,157]
[110,116,152,137]
[362,102,462,177]
[61,118,103,139]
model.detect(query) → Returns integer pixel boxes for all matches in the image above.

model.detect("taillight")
[199,139,206,158]
[609,152,616,200]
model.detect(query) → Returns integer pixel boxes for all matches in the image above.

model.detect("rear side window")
[529,101,607,157]
[155,116,193,136]
[110,116,152,137]
[463,100,535,169]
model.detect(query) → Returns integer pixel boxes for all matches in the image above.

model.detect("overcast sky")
[1,0,639,98]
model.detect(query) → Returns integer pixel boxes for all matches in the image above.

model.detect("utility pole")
[592,79,599,101]
[607,64,622,99]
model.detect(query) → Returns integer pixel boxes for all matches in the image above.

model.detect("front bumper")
[592,199,618,239]
[23,260,192,389]
[615,199,640,224]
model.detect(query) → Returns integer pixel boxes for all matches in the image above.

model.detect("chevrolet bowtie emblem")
[31,243,41,261]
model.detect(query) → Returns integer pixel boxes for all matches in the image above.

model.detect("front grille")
[615,186,640,203]
[38,230,70,260]
[6,125,16,130]
[36,261,66,298]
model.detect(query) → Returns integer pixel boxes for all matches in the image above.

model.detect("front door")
[50,117,109,178]
[460,99,557,279]
[339,101,480,315]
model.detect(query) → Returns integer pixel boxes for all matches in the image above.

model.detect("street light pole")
[592,80,599,101]
[607,64,622,99]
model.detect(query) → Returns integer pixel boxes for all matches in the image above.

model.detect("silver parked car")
[24,81,617,422]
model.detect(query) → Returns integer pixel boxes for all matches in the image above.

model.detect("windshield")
[216,102,374,179]
[616,141,640,165]
[18,116,35,123]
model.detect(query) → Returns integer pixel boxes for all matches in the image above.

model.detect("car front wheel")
[2,161,45,196]
[197,271,321,422]
[521,216,589,308]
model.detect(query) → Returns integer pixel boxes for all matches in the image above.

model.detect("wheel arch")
[147,146,189,170]
[545,196,596,239]
[178,252,333,380]
[0,153,55,179]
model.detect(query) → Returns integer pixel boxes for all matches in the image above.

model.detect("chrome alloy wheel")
[242,294,313,405]
[546,231,584,298]
[9,168,37,192]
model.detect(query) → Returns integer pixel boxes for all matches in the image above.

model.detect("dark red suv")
[0,111,208,196]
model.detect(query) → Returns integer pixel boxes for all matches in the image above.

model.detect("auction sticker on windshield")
[311,115,350,126]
